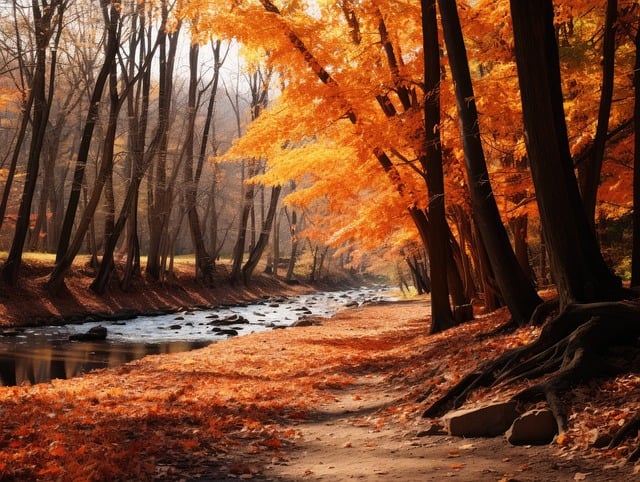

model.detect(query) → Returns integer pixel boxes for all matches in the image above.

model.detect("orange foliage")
[203,0,637,261]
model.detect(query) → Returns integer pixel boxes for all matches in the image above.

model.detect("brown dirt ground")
[0,260,638,481]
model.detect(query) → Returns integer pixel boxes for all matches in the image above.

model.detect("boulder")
[506,408,557,445]
[69,325,108,341]
[443,401,519,437]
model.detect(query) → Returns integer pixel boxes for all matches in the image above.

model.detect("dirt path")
[1,295,637,481]
[263,372,630,482]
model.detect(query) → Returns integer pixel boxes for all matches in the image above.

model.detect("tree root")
[609,412,640,461]
[421,301,640,427]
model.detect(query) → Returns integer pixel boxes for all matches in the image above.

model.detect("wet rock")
[291,316,324,327]
[214,314,249,325]
[169,325,182,330]
[443,401,519,437]
[205,314,220,319]
[174,316,185,321]
[506,408,557,445]
[213,328,239,337]
[1,330,21,337]
[69,325,108,342]
[344,301,359,308]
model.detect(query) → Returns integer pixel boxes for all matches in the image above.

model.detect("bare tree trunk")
[54,0,119,264]
[184,43,215,284]
[3,0,63,285]
[420,0,455,332]
[242,185,282,283]
[146,2,180,281]
[48,19,122,292]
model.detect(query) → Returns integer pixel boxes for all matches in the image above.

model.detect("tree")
[437,0,542,325]
[423,1,639,446]
[47,0,122,292]
[2,0,65,286]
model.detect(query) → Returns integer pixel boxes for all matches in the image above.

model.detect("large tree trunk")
[577,0,617,228]
[437,0,542,324]
[510,0,622,306]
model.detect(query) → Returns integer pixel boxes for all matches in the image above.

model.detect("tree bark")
[242,185,282,283]
[54,0,118,264]
[184,43,215,285]
[437,0,542,324]
[420,0,455,332]
[577,0,617,228]
[3,0,63,285]
[510,0,622,307]
[631,23,640,287]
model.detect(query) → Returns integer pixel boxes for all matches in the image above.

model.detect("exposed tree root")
[422,300,640,449]
[476,298,561,341]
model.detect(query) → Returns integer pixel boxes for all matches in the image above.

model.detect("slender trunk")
[578,0,617,228]
[184,43,215,284]
[242,185,282,283]
[420,0,455,332]
[438,0,542,324]
[48,33,121,292]
[631,23,640,287]
[3,1,63,285]
[55,0,119,263]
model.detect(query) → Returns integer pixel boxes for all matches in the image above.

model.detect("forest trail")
[0,296,637,481]
[263,364,629,482]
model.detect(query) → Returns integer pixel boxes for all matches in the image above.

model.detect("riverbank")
[0,292,638,480]
[0,257,317,327]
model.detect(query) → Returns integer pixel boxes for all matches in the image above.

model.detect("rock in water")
[69,325,108,341]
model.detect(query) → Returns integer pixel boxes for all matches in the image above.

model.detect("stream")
[0,286,394,386]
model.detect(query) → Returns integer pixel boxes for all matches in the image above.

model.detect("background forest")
[0,0,638,307]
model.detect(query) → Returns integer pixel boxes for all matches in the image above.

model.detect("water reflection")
[0,340,211,386]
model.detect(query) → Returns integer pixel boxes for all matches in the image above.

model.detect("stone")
[69,325,108,341]
[505,408,557,445]
[443,401,519,437]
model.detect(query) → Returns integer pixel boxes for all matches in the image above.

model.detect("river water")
[0,287,394,386]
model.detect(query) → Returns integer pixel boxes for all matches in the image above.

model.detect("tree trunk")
[242,185,282,283]
[54,0,118,264]
[438,0,542,324]
[510,0,622,306]
[577,0,617,228]
[3,0,62,285]
[48,28,121,292]
[184,43,214,284]
[146,3,180,281]
[285,208,299,282]
[420,0,455,332]
[631,23,640,288]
